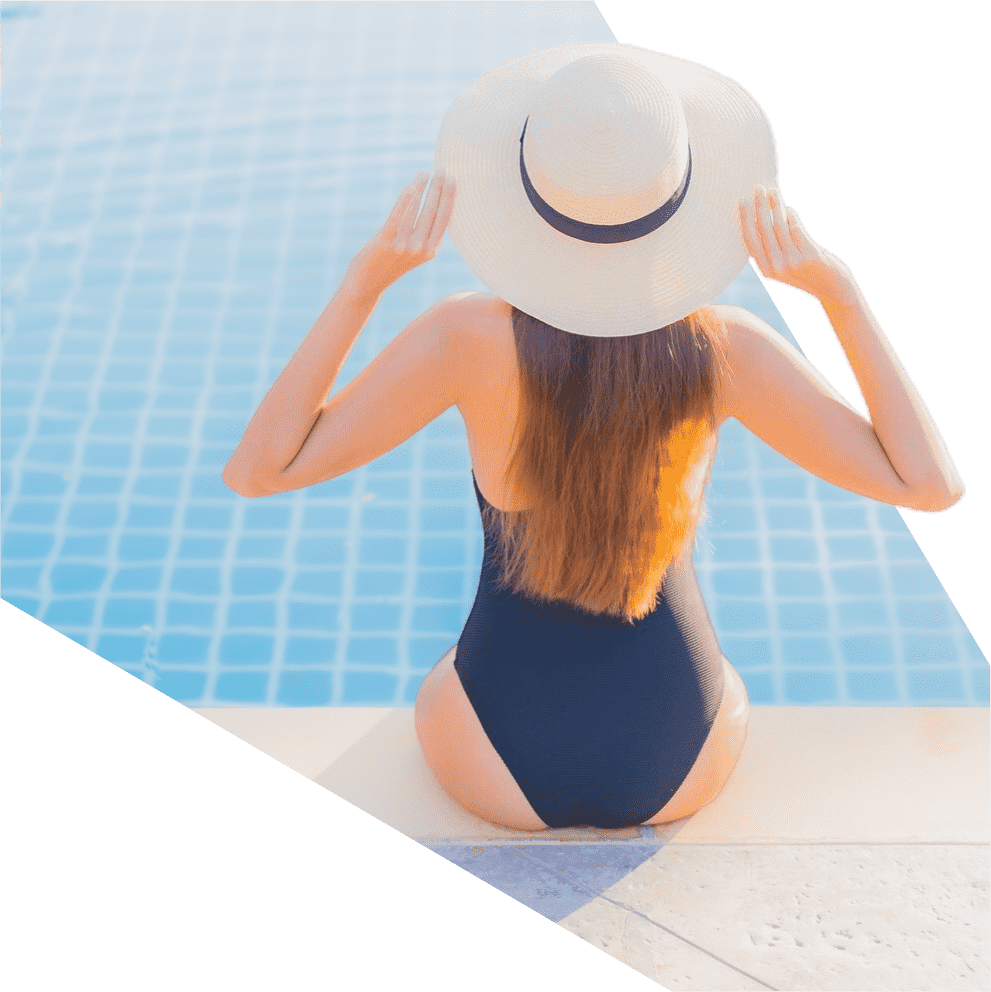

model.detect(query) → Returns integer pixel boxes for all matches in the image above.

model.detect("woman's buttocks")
[454,550,725,828]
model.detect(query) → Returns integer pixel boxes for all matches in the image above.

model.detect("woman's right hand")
[739,186,857,308]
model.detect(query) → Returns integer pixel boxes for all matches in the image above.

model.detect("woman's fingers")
[399,171,456,258]
[410,171,446,249]
[430,176,457,251]
[738,197,752,251]
[767,188,798,265]
[754,186,785,272]
[772,188,803,267]
[787,206,817,256]
[740,187,779,275]
[393,173,428,240]
[738,194,765,269]
[425,174,456,252]
[390,170,455,259]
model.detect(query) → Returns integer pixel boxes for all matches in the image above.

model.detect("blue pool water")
[2,1,987,707]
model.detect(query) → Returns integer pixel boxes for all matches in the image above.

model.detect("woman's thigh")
[414,646,549,832]
[642,655,750,825]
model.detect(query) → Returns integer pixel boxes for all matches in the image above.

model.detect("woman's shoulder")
[442,290,512,319]
[708,302,759,332]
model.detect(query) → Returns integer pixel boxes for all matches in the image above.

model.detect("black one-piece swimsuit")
[453,471,726,829]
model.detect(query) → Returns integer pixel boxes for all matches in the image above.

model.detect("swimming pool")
[2,0,986,708]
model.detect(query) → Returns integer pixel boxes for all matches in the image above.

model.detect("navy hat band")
[518,118,692,245]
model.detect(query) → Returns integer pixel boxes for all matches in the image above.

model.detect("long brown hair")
[481,305,727,624]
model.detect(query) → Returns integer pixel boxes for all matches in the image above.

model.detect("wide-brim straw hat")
[433,43,777,337]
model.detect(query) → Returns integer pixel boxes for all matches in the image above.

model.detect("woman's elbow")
[222,467,269,498]
[920,483,967,515]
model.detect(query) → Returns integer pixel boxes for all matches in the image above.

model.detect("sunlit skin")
[224,175,965,830]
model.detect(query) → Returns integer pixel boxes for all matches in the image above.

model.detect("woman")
[222,45,964,832]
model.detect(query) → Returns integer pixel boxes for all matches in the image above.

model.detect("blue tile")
[65,501,119,530]
[765,505,813,531]
[60,535,110,556]
[345,635,399,668]
[7,500,60,527]
[773,568,823,597]
[355,569,406,597]
[276,670,333,706]
[103,598,156,628]
[165,600,215,627]
[357,537,407,566]
[287,600,341,632]
[158,633,210,664]
[231,567,285,595]
[177,537,227,560]
[784,669,839,706]
[822,505,869,530]
[215,670,269,703]
[170,567,221,596]
[712,568,764,597]
[826,536,876,562]
[781,631,836,668]
[840,635,895,667]
[141,444,189,469]
[295,536,348,566]
[82,442,132,470]
[903,634,958,666]
[183,504,232,530]
[734,663,780,706]
[710,537,761,563]
[710,504,758,533]
[228,600,278,628]
[836,599,889,629]
[235,536,286,560]
[126,504,175,528]
[219,634,274,666]
[111,567,162,593]
[351,603,402,632]
[831,566,883,596]
[1,564,43,589]
[890,563,944,596]
[285,637,336,665]
[411,604,465,633]
[44,598,96,625]
[155,669,208,702]
[3,531,55,558]
[417,536,467,568]
[760,472,809,500]
[895,598,952,630]
[78,476,125,496]
[415,570,463,599]
[716,601,769,632]
[778,603,829,632]
[4,0,983,711]
[770,537,818,563]
[342,670,397,703]
[118,534,170,561]
[905,669,965,703]
[96,634,147,663]
[965,664,991,706]
[846,670,899,703]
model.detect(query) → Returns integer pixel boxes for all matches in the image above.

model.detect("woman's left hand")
[345,170,456,297]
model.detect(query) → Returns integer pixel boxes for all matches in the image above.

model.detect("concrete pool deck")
[194,704,990,990]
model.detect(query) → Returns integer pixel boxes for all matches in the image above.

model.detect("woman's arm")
[221,276,381,497]
[222,171,455,497]
[816,281,964,506]
[720,186,964,512]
